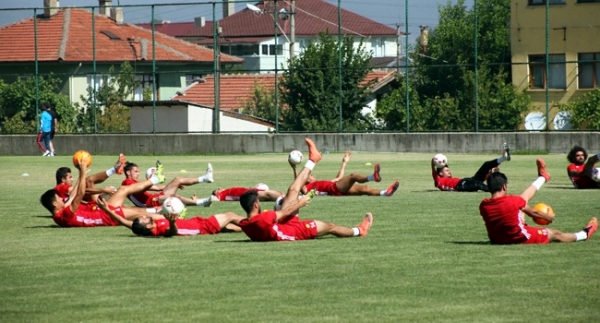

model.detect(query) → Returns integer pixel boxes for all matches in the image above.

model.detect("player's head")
[437,165,451,178]
[567,146,587,164]
[486,172,508,194]
[212,188,224,196]
[124,162,139,179]
[239,190,260,215]
[41,102,52,111]
[55,167,72,185]
[131,216,154,236]
[40,189,64,214]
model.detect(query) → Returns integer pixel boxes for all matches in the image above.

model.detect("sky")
[0,0,458,48]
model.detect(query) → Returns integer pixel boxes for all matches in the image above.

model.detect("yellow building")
[510,0,600,130]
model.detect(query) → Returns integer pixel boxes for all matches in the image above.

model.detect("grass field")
[1,151,599,322]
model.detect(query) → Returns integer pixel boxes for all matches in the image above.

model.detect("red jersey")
[53,203,123,227]
[239,210,318,242]
[567,163,598,189]
[432,169,461,191]
[151,216,221,236]
[304,181,343,196]
[54,184,71,202]
[479,195,540,244]
[121,178,162,207]
[214,187,258,201]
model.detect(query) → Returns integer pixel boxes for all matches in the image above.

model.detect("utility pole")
[395,22,403,73]
[290,0,295,61]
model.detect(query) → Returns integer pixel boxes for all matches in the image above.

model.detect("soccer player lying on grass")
[238,138,373,242]
[432,143,511,192]
[53,153,126,203]
[122,161,216,208]
[211,185,283,202]
[97,196,244,237]
[479,158,598,244]
[566,145,600,189]
[292,150,399,197]
[40,157,167,228]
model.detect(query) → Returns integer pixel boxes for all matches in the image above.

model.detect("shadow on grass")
[25,224,61,228]
[33,215,53,218]
[213,239,253,243]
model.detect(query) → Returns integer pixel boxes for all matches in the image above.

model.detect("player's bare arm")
[274,195,310,221]
[96,196,134,228]
[522,205,555,224]
[164,213,178,237]
[69,156,89,213]
[331,150,352,182]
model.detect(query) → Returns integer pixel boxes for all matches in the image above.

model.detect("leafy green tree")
[240,80,278,122]
[375,78,427,131]
[404,0,523,131]
[566,88,600,130]
[280,32,374,131]
[0,75,76,133]
[75,62,137,133]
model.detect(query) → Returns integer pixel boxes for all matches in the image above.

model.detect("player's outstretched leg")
[386,181,400,196]
[585,217,598,241]
[503,143,511,161]
[115,153,126,175]
[373,163,381,182]
[356,213,373,236]
[305,137,322,163]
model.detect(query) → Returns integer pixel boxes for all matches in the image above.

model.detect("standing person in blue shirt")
[39,104,53,156]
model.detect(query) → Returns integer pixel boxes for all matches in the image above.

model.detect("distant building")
[139,0,402,73]
[0,0,242,106]
[510,0,600,129]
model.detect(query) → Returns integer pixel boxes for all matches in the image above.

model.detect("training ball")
[591,168,600,182]
[255,183,269,191]
[161,197,186,215]
[288,150,303,165]
[532,202,554,225]
[73,150,92,168]
[146,167,157,179]
[433,153,447,168]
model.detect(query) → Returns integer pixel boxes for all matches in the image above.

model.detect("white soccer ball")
[145,167,157,179]
[591,168,600,182]
[433,154,448,168]
[255,183,269,191]
[161,197,186,215]
[288,150,303,165]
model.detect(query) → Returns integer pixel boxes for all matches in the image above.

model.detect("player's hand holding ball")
[433,153,447,168]
[532,202,554,225]
[73,150,92,170]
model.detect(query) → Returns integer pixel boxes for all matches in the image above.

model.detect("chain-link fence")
[0,0,598,134]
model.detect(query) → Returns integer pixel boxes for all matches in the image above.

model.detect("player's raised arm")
[69,155,90,213]
[331,150,352,182]
[96,196,134,228]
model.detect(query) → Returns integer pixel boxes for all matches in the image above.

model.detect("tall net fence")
[0,0,598,134]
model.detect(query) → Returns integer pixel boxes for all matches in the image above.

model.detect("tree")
[0,75,76,134]
[75,62,137,133]
[240,80,278,122]
[280,32,374,131]
[565,88,600,130]
[402,0,525,131]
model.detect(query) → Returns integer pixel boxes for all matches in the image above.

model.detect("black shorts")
[50,130,55,140]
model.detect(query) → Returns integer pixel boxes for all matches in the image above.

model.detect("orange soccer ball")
[73,150,93,169]
[532,203,554,225]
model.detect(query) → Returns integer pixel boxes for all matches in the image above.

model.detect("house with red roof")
[0,0,242,107]
[140,0,401,73]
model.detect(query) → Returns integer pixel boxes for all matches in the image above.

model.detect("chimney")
[111,7,124,24]
[223,0,235,17]
[43,0,59,18]
[99,0,112,16]
[195,17,206,28]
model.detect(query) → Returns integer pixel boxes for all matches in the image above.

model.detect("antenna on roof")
[246,4,263,15]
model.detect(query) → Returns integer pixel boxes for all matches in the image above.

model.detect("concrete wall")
[3,132,599,156]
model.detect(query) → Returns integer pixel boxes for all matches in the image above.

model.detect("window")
[578,53,600,89]
[371,38,382,57]
[528,0,565,5]
[577,0,600,3]
[185,74,203,86]
[261,44,283,56]
[529,54,566,89]
[229,44,259,56]
[134,74,156,101]
[87,74,108,91]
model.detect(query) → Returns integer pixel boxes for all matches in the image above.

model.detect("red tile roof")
[0,9,241,63]
[136,21,206,38]
[172,70,397,110]
[184,0,399,40]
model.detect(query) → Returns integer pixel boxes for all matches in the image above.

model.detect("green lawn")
[1,152,599,322]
